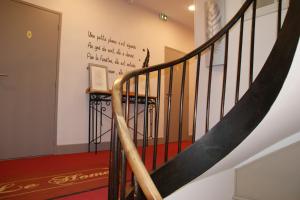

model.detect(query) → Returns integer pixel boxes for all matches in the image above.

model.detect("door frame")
[13,0,62,154]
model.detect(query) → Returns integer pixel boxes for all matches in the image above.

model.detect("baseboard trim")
[232,196,251,200]
[55,142,110,154]
[55,138,170,155]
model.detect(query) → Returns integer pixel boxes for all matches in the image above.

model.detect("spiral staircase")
[108,0,300,199]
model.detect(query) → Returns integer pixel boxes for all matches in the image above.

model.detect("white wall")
[167,131,300,200]
[234,138,300,200]
[166,169,235,200]
[193,0,300,178]
[194,0,210,137]
[167,0,300,199]
[23,0,194,145]
[194,0,286,137]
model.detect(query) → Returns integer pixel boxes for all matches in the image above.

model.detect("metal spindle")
[178,61,187,153]
[125,80,130,125]
[149,106,154,139]
[112,125,120,199]
[95,102,98,153]
[206,44,214,133]
[249,0,256,86]
[142,72,149,162]
[131,76,139,186]
[235,14,245,104]
[88,98,91,152]
[164,66,174,162]
[100,101,103,144]
[120,149,127,200]
[277,0,282,37]
[113,85,124,200]
[133,176,139,200]
[117,136,122,199]
[92,102,94,152]
[220,32,229,119]
[108,112,114,200]
[134,76,139,146]
[192,54,201,143]
[153,70,161,170]
[120,81,130,200]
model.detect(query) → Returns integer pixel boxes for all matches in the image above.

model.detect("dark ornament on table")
[142,48,150,68]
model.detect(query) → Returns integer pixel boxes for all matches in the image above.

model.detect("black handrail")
[141,0,300,198]
[114,0,254,82]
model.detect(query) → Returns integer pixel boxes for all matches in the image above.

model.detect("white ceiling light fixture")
[188,4,195,12]
[127,0,134,4]
[159,13,168,21]
[132,0,195,28]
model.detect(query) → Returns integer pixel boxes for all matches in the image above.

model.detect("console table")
[87,88,156,153]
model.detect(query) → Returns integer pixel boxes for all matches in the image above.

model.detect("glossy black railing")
[109,0,300,199]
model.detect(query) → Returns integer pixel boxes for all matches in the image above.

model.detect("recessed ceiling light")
[188,4,195,12]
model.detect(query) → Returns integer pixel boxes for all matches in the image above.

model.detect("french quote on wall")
[86,31,145,68]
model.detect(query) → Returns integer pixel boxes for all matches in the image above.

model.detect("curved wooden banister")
[111,0,300,199]
[112,1,254,198]
[112,78,163,200]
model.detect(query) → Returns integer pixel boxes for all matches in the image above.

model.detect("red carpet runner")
[0,142,191,199]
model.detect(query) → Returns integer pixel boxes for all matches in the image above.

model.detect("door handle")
[0,74,8,77]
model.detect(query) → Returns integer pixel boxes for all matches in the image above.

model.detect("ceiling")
[128,0,195,29]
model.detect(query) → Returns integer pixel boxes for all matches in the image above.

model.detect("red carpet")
[57,188,108,200]
[0,151,110,200]
[0,141,191,200]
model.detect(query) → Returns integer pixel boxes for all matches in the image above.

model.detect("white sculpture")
[205,0,225,66]
[206,0,222,39]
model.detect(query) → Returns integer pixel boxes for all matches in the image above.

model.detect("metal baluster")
[108,111,115,200]
[132,76,139,186]
[120,149,126,200]
[92,101,95,152]
[120,80,130,200]
[100,101,103,144]
[178,61,187,153]
[88,96,91,152]
[235,14,245,104]
[142,72,149,162]
[153,70,161,170]
[192,54,201,143]
[113,85,124,200]
[146,75,150,147]
[149,106,154,139]
[133,176,139,200]
[277,0,282,37]
[206,44,215,133]
[249,0,256,86]
[112,124,120,199]
[95,102,98,153]
[126,80,130,125]
[164,66,174,162]
[220,32,229,119]
[131,76,139,187]
[116,134,121,200]
[134,76,139,146]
